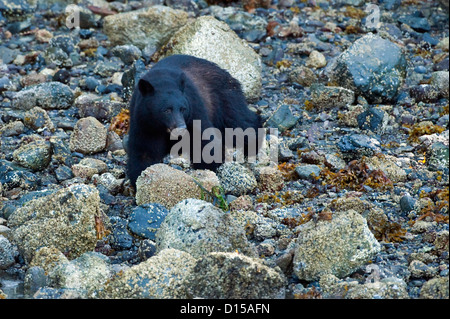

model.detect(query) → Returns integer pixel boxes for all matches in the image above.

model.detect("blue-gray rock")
[0,46,18,64]
[357,107,387,133]
[24,266,48,296]
[128,203,169,241]
[265,104,299,132]
[330,33,407,103]
[121,59,146,99]
[12,82,74,110]
[0,0,35,20]
[111,45,142,65]
[400,194,416,213]
[109,217,133,250]
[398,14,431,33]
[0,235,16,270]
[295,164,321,180]
[428,142,449,171]
[338,134,382,160]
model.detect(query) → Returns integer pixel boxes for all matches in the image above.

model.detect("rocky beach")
[0,0,448,300]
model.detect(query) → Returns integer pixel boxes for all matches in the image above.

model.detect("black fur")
[127,54,262,186]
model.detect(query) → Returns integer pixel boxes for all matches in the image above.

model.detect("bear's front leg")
[127,134,169,187]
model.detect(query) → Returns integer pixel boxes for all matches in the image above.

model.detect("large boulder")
[135,164,220,209]
[330,33,407,103]
[103,5,188,50]
[158,16,262,101]
[156,199,254,258]
[99,249,196,299]
[11,82,74,110]
[8,184,102,263]
[293,210,381,281]
[185,252,286,299]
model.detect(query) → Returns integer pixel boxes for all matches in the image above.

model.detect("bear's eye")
[180,106,187,113]
[164,108,172,114]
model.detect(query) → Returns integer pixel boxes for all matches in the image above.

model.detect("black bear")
[127,54,263,187]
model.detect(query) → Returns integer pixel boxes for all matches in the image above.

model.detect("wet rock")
[288,66,317,87]
[103,5,188,50]
[69,117,107,155]
[0,0,35,20]
[295,164,321,180]
[410,85,440,103]
[156,199,254,258]
[44,47,73,68]
[0,235,16,270]
[357,107,388,133]
[0,120,24,137]
[111,45,142,65]
[12,82,74,111]
[430,71,449,99]
[398,14,431,33]
[338,134,382,160]
[159,16,262,101]
[185,252,286,299]
[293,210,381,281]
[128,203,169,241]
[330,33,407,103]
[310,84,355,110]
[12,139,52,171]
[99,249,195,299]
[121,59,147,99]
[8,184,101,263]
[264,104,299,132]
[135,164,218,209]
[23,107,55,132]
[24,266,48,296]
[93,59,123,77]
[217,162,257,196]
[400,194,416,213]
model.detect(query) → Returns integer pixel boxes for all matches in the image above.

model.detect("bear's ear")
[138,79,154,96]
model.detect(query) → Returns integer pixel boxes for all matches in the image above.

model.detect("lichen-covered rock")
[254,165,284,192]
[365,155,407,182]
[293,210,381,281]
[420,276,449,299]
[310,84,355,110]
[103,5,188,50]
[185,252,286,299]
[99,249,195,299]
[12,139,52,171]
[217,162,257,196]
[69,117,107,155]
[330,33,407,103]
[128,203,169,241]
[156,199,254,258]
[71,158,108,180]
[159,16,262,101]
[11,81,74,110]
[0,235,17,270]
[47,252,112,299]
[320,274,409,299]
[8,184,102,263]
[23,107,55,132]
[135,164,219,209]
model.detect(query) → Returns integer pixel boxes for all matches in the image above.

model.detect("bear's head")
[136,71,190,134]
